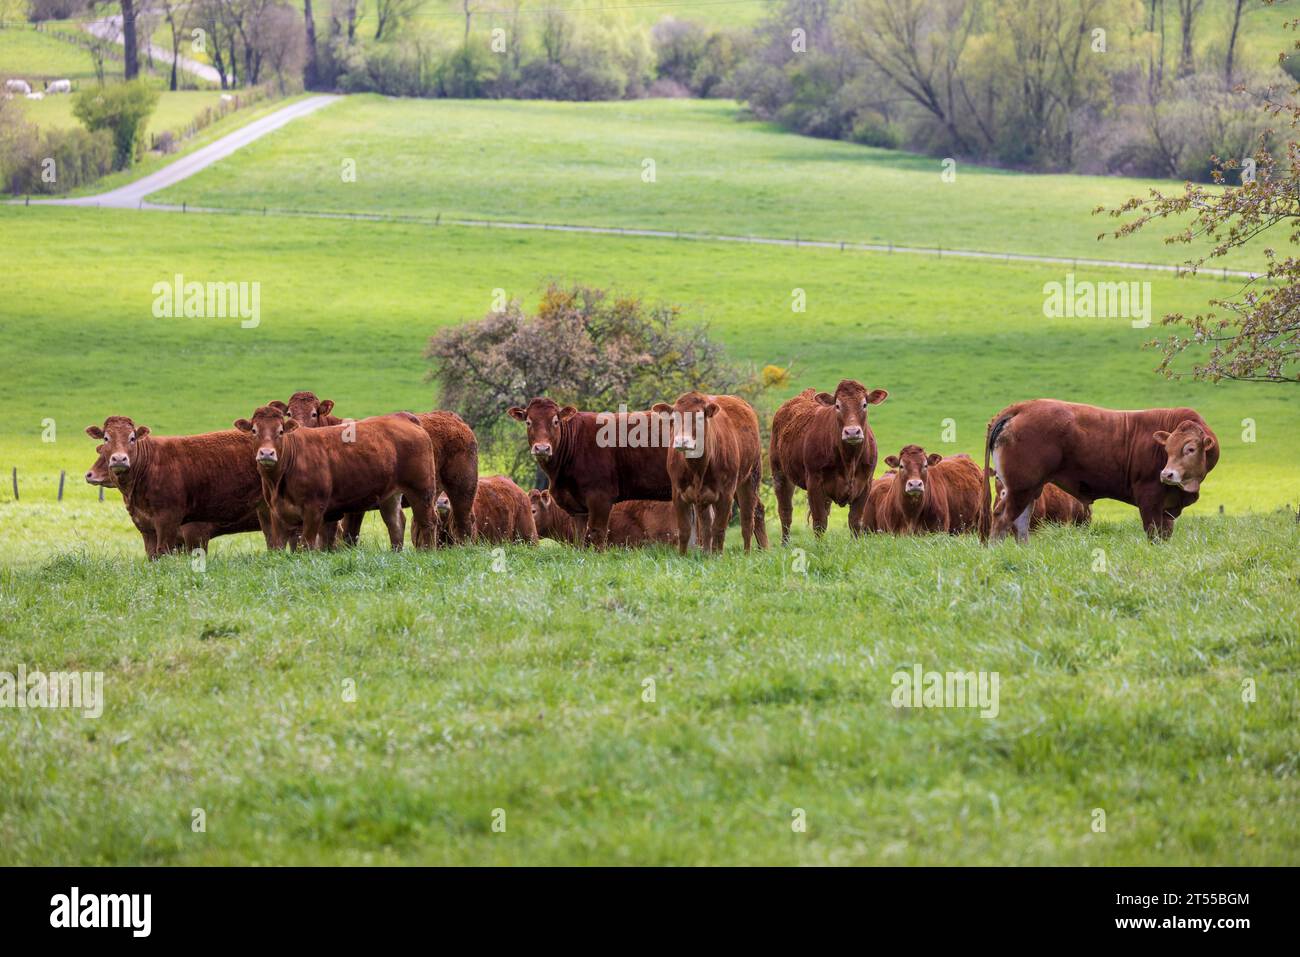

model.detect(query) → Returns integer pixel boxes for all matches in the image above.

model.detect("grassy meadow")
[150,96,1267,270]
[2,87,1298,866]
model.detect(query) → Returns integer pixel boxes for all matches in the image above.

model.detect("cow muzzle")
[841,427,864,445]
[672,435,697,452]
[108,453,130,473]
[435,496,451,517]
[256,448,278,466]
[1160,468,1182,487]
[531,443,552,461]
[905,479,924,495]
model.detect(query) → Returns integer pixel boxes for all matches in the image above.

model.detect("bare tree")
[1176,0,1204,78]
[374,0,419,41]
[121,0,140,79]
[256,3,306,93]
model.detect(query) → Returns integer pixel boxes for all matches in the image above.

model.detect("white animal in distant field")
[45,79,72,94]
[26,91,44,100]
[5,79,31,95]
[220,93,233,102]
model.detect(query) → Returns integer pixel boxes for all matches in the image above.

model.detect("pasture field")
[1,506,1297,865]
[18,89,235,139]
[1,206,1296,516]
[0,25,98,84]
[149,96,1267,270]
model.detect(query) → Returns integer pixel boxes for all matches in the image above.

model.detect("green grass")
[0,24,99,83]
[19,89,234,138]
[1,206,1296,518]
[151,96,1266,270]
[0,506,1296,865]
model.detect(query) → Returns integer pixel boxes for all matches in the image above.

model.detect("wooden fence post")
[58,470,65,501]
[11,466,17,501]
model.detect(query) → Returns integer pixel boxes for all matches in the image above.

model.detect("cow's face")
[884,445,942,497]
[814,379,887,445]
[234,406,298,469]
[652,392,715,456]
[989,472,1009,517]
[84,444,113,486]
[435,491,451,519]
[529,489,560,536]
[1154,421,1216,494]
[85,416,150,477]
[284,391,334,427]
[508,398,577,463]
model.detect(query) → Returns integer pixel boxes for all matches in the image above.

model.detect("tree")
[255,3,306,94]
[374,0,419,41]
[424,284,770,478]
[121,0,140,80]
[1099,20,1300,383]
[72,80,159,169]
[159,0,193,91]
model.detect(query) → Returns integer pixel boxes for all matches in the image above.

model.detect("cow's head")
[284,391,334,427]
[435,491,451,520]
[234,405,298,469]
[985,468,1010,517]
[85,416,150,477]
[528,489,562,538]
[814,379,887,446]
[84,443,113,487]
[508,398,577,464]
[884,444,942,498]
[652,391,715,457]
[1154,420,1216,494]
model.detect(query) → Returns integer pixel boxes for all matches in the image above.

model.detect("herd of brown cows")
[84,384,1219,559]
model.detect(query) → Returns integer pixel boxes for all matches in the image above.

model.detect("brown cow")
[85,417,275,559]
[235,406,438,550]
[982,400,1218,542]
[990,473,1091,529]
[286,393,479,547]
[436,475,537,544]
[529,490,703,548]
[276,393,358,547]
[508,397,671,548]
[769,380,888,542]
[652,391,767,554]
[85,444,261,551]
[866,445,983,534]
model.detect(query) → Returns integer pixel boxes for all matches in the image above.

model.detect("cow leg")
[672,494,693,556]
[847,488,870,538]
[773,468,794,545]
[320,520,339,550]
[572,514,588,547]
[377,494,406,550]
[341,512,365,546]
[403,492,436,551]
[150,514,182,559]
[585,496,612,550]
[300,506,327,551]
[807,480,830,538]
[999,486,1042,544]
[1138,498,1174,542]
[711,491,734,553]
[255,505,280,550]
[736,479,757,552]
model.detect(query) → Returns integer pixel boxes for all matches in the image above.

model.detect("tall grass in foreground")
[1,507,1295,864]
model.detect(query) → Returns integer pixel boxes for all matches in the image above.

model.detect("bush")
[71,80,159,170]
[0,102,114,195]
[425,283,771,478]
[27,0,92,21]
[849,110,900,149]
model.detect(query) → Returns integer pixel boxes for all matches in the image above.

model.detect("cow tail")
[980,412,1010,543]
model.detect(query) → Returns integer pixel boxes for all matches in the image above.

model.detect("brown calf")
[508,397,671,548]
[235,406,438,550]
[85,417,274,559]
[866,445,983,534]
[990,473,1091,529]
[982,400,1218,542]
[769,380,888,542]
[437,475,537,544]
[529,490,699,548]
[652,391,767,554]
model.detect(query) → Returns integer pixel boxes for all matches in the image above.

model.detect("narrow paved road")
[30,95,340,208]
[83,13,224,85]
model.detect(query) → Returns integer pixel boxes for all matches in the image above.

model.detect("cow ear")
[234,419,253,432]
[867,389,889,405]
[318,399,335,417]
[507,407,527,421]
[703,402,720,418]
[814,392,834,406]
[85,425,105,440]
[651,402,673,415]
[927,453,943,467]
[884,455,900,468]
[1201,434,1216,454]
[268,400,288,412]
[540,490,552,505]
[558,406,579,422]
[1152,430,1171,446]
[283,419,300,433]
[134,425,150,439]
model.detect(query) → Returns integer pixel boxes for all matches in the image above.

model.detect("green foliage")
[71,80,160,169]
